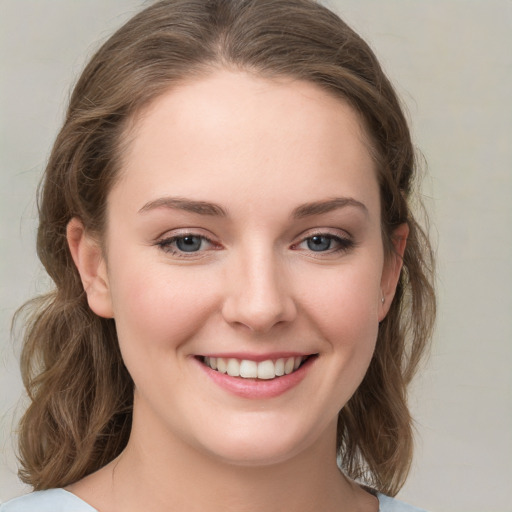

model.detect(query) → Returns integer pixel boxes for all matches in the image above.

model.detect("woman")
[2,0,435,510]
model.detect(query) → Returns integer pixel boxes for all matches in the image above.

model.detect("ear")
[378,223,409,322]
[67,217,114,318]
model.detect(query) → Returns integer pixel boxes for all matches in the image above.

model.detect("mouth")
[198,354,316,380]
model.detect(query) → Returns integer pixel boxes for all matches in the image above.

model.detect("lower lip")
[195,356,316,399]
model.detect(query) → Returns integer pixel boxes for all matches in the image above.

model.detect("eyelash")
[155,231,354,258]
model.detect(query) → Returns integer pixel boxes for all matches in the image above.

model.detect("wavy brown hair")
[16,0,435,496]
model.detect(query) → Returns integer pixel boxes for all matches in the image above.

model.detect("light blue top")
[0,489,95,511]
[1,488,427,511]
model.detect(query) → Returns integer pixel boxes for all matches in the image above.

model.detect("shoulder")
[0,489,97,512]
[377,493,429,512]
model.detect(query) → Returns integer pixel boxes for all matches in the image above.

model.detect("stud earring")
[381,296,385,304]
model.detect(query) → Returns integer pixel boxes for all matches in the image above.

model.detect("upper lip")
[196,352,316,362]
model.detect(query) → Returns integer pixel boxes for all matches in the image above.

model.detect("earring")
[381,296,385,304]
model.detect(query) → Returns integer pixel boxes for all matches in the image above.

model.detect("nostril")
[221,293,298,333]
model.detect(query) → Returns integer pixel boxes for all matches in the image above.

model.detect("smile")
[200,355,312,380]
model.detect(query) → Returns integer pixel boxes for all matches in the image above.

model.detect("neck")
[118,446,349,512]
[117,406,355,512]
[68,398,376,512]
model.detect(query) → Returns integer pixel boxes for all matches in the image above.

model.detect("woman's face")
[78,71,404,466]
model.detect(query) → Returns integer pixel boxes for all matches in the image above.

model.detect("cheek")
[296,257,382,390]
[288,262,381,417]
[298,260,381,340]
[108,258,218,355]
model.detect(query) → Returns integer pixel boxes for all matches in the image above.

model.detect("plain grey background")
[1,1,511,511]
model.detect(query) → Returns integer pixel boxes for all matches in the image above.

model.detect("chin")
[193,414,332,468]
[206,440,306,468]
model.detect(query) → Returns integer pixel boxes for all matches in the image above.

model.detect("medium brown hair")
[16,0,435,495]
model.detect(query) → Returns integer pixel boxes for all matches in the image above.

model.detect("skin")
[67,70,407,512]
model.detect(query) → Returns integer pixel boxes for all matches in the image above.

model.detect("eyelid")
[293,227,353,243]
[155,226,216,239]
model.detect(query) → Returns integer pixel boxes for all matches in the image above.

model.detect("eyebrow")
[292,197,368,219]
[138,197,227,216]
[138,196,368,218]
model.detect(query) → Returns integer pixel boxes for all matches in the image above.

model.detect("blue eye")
[157,234,215,256]
[306,235,334,252]
[175,235,204,252]
[296,233,354,254]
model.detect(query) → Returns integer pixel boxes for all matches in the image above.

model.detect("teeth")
[204,356,306,379]
[284,357,295,375]
[275,358,285,376]
[257,360,275,380]
[216,357,227,374]
[227,358,240,376]
[240,359,258,378]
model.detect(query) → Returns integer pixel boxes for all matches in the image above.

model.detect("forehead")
[114,70,379,219]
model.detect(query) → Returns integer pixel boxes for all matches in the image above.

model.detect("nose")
[221,249,297,334]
